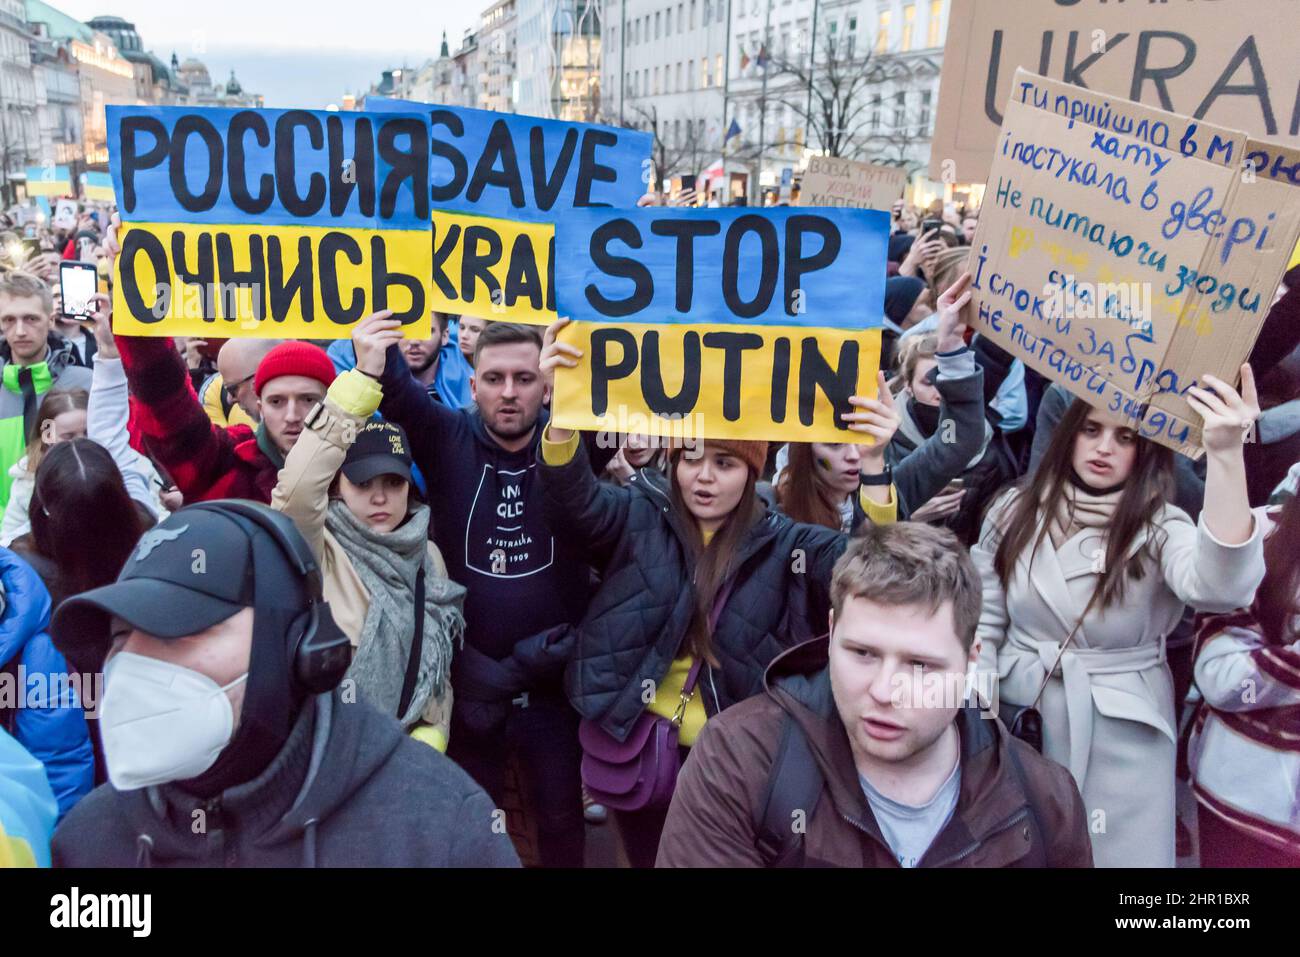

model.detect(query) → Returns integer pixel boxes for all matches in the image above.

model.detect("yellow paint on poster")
[112,221,432,339]
[430,210,555,326]
[552,320,882,445]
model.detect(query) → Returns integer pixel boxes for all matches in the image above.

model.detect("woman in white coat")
[973,366,1266,867]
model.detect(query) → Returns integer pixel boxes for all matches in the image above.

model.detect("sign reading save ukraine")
[366,96,652,324]
[551,206,888,444]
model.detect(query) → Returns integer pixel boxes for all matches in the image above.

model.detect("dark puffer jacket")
[541,441,848,743]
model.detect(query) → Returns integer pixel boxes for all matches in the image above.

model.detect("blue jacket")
[0,548,94,818]
[326,330,474,410]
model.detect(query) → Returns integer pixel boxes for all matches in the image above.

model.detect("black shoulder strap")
[755,712,824,868]
[0,653,19,736]
[1004,740,1049,867]
[396,567,426,721]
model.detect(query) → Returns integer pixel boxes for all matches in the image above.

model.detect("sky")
[56,1,481,108]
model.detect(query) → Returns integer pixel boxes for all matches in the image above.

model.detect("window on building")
[894,90,906,129]
[876,10,891,53]
[691,1,697,29]
[679,4,685,33]
[655,11,661,39]
[919,89,932,133]
[702,57,709,88]
[902,4,916,52]
[871,94,881,131]
[666,8,672,34]
[654,66,660,94]
[716,53,723,85]
[928,0,943,48]
[703,0,711,26]
[848,16,857,57]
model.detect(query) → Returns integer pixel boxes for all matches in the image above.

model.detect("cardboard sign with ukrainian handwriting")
[551,207,887,444]
[930,0,1300,184]
[797,157,908,212]
[108,105,434,338]
[970,69,1300,457]
[368,97,653,326]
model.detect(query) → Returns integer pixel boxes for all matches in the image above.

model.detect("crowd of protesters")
[0,188,1298,872]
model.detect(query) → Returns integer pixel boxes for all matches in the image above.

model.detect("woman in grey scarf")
[272,360,465,751]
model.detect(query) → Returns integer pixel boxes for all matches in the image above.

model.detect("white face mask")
[100,651,249,791]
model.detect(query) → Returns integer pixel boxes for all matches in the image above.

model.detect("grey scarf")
[327,499,465,729]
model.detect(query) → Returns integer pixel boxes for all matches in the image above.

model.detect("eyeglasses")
[223,371,256,403]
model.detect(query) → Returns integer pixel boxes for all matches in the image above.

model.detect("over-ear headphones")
[187,499,352,694]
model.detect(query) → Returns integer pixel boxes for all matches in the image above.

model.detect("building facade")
[515,0,600,121]
[85,14,183,105]
[28,23,80,170]
[173,55,261,109]
[479,0,517,113]
[602,0,729,188]
[725,0,950,204]
[1,0,40,202]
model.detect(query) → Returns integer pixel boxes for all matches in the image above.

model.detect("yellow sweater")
[540,427,897,747]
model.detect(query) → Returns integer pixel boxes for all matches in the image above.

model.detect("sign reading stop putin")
[551,206,889,445]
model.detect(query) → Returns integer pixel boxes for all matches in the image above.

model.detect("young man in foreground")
[657,522,1092,868]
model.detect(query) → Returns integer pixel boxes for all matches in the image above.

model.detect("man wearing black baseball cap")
[47,500,518,867]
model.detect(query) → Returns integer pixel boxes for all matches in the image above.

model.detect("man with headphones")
[45,500,519,867]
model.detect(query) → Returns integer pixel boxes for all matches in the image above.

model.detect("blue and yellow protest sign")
[369,97,652,325]
[26,165,72,197]
[79,172,114,203]
[551,206,888,444]
[107,105,434,338]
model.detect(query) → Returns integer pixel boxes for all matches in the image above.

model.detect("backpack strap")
[755,712,824,867]
[396,566,426,721]
[1004,739,1049,867]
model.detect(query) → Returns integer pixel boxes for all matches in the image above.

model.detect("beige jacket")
[271,386,454,740]
[973,490,1266,867]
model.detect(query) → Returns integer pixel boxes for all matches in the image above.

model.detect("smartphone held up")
[59,261,98,321]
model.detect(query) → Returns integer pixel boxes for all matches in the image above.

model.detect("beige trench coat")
[271,394,454,738]
[973,491,1265,867]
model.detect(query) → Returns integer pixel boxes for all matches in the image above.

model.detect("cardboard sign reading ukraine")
[551,207,888,444]
[368,97,653,325]
[108,105,434,337]
[970,70,1300,456]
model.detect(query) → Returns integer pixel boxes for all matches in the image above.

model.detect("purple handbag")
[578,582,731,812]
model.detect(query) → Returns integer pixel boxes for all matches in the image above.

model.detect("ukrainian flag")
[25,165,71,198]
[80,172,115,203]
